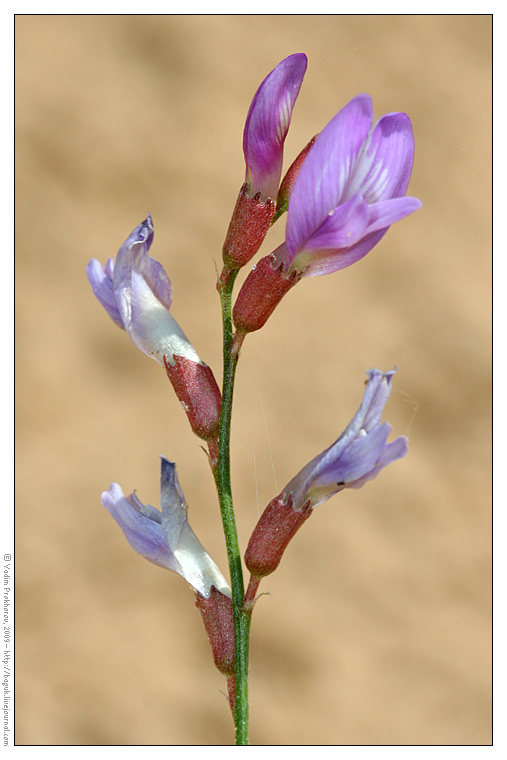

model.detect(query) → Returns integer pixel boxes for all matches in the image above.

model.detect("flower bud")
[243,53,307,201]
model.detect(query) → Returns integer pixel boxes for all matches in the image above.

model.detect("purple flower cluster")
[87,54,417,697]
[231,55,421,332]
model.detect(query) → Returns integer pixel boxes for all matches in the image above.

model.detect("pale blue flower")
[102,457,230,598]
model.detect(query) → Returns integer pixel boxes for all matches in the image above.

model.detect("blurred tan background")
[15,15,491,745]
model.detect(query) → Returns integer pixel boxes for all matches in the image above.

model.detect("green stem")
[215,268,251,745]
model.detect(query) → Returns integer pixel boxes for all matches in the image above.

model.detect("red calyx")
[195,586,235,677]
[245,494,313,579]
[233,254,300,334]
[222,183,276,270]
[164,355,222,441]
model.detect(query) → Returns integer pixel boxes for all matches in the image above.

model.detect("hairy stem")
[215,268,250,745]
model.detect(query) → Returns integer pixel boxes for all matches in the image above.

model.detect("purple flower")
[272,94,422,277]
[245,368,407,579]
[285,368,408,509]
[101,457,231,598]
[86,215,200,365]
[243,53,307,200]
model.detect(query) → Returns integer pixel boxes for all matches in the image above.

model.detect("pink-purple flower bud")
[221,53,307,272]
[243,53,307,201]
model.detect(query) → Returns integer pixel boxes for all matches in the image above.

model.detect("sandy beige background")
[15,15,491,746]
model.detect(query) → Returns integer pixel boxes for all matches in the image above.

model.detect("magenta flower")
[243,52,307,201]
[245,369,407,579]
[102,457,231,598]
[274,94,421,277]
[86,215,200,366]
[233,95,422,333]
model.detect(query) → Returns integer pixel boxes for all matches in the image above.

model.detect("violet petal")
[101,483,181,572]
[283,369,407,509]
[301,228,388,277]
[112,227,199,365]
[286,94,374,256]
[158,458,231,597]
[86,257,124,329]
[301,193,369,254]
[243,53,307,200]
[102,460,231,598]
[345,112,416,203]
[366,196,422,234]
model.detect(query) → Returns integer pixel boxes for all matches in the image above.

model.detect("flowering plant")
[87,53,420,744]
